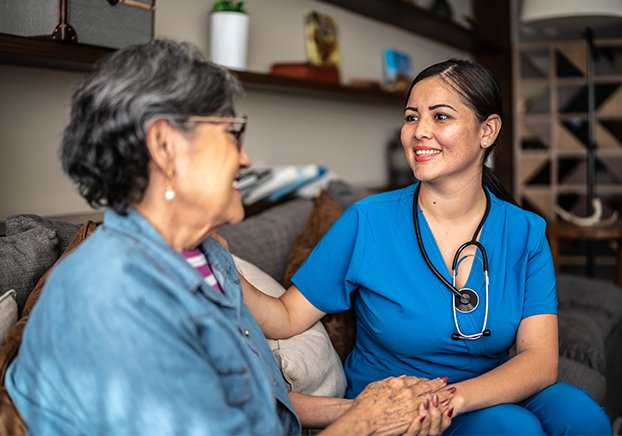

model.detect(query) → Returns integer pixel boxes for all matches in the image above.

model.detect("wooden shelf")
[0,33,407,104]
[317,0,505,54]
[231,69,406,103]
[0,32,113,72]
[557,185,622,195]
[557,149,622,158]
[558,113,622,122]
[0,0,509,102]
[1,1,510,102]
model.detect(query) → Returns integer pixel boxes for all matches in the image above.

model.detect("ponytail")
[482,165,517,206]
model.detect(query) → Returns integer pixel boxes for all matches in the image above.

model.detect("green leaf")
[211,0,247,14]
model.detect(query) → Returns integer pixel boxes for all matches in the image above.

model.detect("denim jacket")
[6,208,301,436]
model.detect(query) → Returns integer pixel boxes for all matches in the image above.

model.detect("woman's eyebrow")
[429,104,457,112]
[405,106,417,112]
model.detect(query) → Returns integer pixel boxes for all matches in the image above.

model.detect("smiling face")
[174,118,251,229]
[401,77,490,187]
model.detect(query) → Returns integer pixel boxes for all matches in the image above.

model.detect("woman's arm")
[442,313,558,416]
[289,392,353,429]
[211,232,321,339]
[240,275,326,339]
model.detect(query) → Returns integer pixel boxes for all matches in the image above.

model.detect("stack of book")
[239,164,331,205]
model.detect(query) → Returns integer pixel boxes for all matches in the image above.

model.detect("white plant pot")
[210,12,249,70]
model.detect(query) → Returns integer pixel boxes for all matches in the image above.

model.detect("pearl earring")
[165,169,175,201]
[483,142,488,146]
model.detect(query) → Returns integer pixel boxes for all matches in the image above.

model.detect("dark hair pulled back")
[406,58,516,205]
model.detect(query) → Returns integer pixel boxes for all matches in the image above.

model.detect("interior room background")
[0,0,471,222]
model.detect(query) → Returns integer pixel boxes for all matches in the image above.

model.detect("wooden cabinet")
[513,39,622,222]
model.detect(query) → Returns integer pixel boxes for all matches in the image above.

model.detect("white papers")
[242,165,300,205]
[241,164,332,205]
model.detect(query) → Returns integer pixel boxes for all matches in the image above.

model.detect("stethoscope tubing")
[412,183,491,340]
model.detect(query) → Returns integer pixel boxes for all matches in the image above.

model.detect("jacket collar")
[102,208,240,309]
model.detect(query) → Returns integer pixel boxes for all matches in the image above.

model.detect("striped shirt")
[182,249,223,294]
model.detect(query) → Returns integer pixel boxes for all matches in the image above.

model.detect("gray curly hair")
[61,38,244,215]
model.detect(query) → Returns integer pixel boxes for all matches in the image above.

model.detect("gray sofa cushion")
[5,214,81,257]
[557,274,622,335]
[218,181,371,283]
[558,307,606,373]
[0,226,59,314]
[326,180,371,210]
[558,356,606,405]
[556,274,622,374]
[219,198,314,282]
[219,181,372,283]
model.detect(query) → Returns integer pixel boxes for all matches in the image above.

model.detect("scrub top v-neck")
[292,183,557,399]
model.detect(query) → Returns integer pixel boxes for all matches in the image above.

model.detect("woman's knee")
[446,383,612,436]
[520,383,612,435]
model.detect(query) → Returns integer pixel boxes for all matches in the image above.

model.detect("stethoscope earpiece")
[413,184,492,341]
[451,329,491,341]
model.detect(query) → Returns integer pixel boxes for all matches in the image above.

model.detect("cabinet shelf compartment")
[317,0,505,54]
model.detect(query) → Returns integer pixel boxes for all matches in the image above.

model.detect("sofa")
[1,179,622,432]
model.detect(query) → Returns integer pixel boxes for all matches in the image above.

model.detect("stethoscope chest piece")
[413,183,492,340]
[455,288,479,313]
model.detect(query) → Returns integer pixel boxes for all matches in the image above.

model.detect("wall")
[0,0,469,221]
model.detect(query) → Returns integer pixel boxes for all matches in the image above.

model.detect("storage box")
[270,62,340,84]
[0,0,155,49]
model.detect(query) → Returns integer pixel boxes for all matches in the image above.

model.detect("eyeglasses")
[186,115,248,151]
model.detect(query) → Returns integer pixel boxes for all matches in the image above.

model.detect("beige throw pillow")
[232,254,346,398]
[0,291,17,347]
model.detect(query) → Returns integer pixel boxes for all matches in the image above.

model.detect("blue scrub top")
[292,184,557,399]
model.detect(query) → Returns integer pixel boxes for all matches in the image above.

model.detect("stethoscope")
[412,183,492,341]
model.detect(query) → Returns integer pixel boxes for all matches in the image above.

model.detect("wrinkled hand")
[346,375,454,436]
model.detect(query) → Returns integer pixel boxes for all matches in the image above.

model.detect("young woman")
[240,59,612,435]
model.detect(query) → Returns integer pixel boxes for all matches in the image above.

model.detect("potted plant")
[210,0,249,70]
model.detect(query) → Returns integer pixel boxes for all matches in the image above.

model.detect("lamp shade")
[521,0,622,29]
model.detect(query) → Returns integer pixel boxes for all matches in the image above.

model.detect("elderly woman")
[5,39,453,435]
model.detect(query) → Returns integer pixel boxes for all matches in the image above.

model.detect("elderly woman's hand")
[328,375,453,436]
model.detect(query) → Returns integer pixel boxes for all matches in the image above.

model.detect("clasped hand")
[349,375,454,436]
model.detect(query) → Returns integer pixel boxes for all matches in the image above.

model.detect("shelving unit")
[317,0,504,54]
[513,39,622,222]
[313,0,512,190]
[1,0,513,189]
[0,32,113,71]
[1,0,509,103]
[0,32,406,104]
[232,69,404,103]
